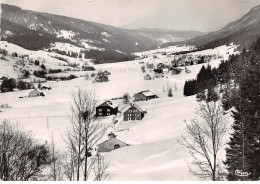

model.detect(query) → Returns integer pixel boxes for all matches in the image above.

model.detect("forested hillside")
[184,38,260,180]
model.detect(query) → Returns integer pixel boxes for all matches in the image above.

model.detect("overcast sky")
[3,0,260,32]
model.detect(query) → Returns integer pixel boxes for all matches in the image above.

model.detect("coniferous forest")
[184,38,260,180]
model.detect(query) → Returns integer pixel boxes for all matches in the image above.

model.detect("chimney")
[108,132,116,139]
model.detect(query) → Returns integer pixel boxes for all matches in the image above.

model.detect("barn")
[96,100,118,117]
[28,89,44,97]
[95,75,108,83]
[134,90,158,101]
[97,133,129,152]
[123,103,145,121]
[144,74,152,80]
[171,68,182,75]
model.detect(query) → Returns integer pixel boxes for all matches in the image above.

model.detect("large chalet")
[134,90,158,101]
[96,100,118,117]
[123,103,145,121]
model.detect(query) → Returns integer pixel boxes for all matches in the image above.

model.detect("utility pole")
[47,117,49,129]
[52,131,56,181]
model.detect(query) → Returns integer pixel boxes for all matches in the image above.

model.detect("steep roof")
[125,103,144,112]
[97,137,129,147]
[29,89,39,94]
[41,86,49,89]
[98,100,118,109]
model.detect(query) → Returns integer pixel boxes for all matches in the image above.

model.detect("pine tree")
[183,79,197,96]
[225,40,260,181]
[168,87,173,97]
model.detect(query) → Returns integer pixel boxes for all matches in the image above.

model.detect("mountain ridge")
[186,4,260,49]
[1,4,202,53]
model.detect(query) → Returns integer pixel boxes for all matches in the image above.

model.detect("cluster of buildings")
[94,71,111,83]
[96,90,158,153]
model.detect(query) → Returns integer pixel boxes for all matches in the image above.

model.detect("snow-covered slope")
[0,44,238,180]
[0,41,94,79]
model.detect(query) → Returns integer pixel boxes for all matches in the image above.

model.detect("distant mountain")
[187,5,260,49]
[0,4,202,53]
[137,28,203,44]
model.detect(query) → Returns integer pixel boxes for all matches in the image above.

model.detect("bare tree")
[64,89,108,181]
[93,152,109,181]
[0,120,53,181]
[62,148,76,181]
[178,101,227,180]
[122,93,130,104]
[46,132,63,181]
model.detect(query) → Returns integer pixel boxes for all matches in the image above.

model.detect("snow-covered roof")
[98,100,118,109]
[142,91,157,97]
[97,137,129,146]
[30,89,39,93]
[125,103,144,112]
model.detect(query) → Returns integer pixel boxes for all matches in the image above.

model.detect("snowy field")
[0,43,238,180]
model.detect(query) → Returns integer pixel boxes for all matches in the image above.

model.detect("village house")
[28,89,45,97]
[103,70,111,75]
[49,43,56,47]
[95,74,108,83]
[193,59,198,65]
[97,132,129,152]
[40,86,52,90]
[134,90,158,101]
[96,100,118,117]
[162,68,169,74]
[185,60,191,66]
[185,67,191,73]
[171,68,182,75]
[144,74,152,80]
[123,103,145,121]
[73,67,81,72]
[23,55,29,60]
[0,104,10,109]
[157,63,165,69]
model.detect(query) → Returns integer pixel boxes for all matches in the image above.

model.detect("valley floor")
[0,44,237,180]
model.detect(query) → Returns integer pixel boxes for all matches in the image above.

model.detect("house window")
[99,109,102,112]
[114,144,120,150]
[128,114,131,116]
[107,109,110,112]
[99,113,102,115]
[107,113,110,115]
